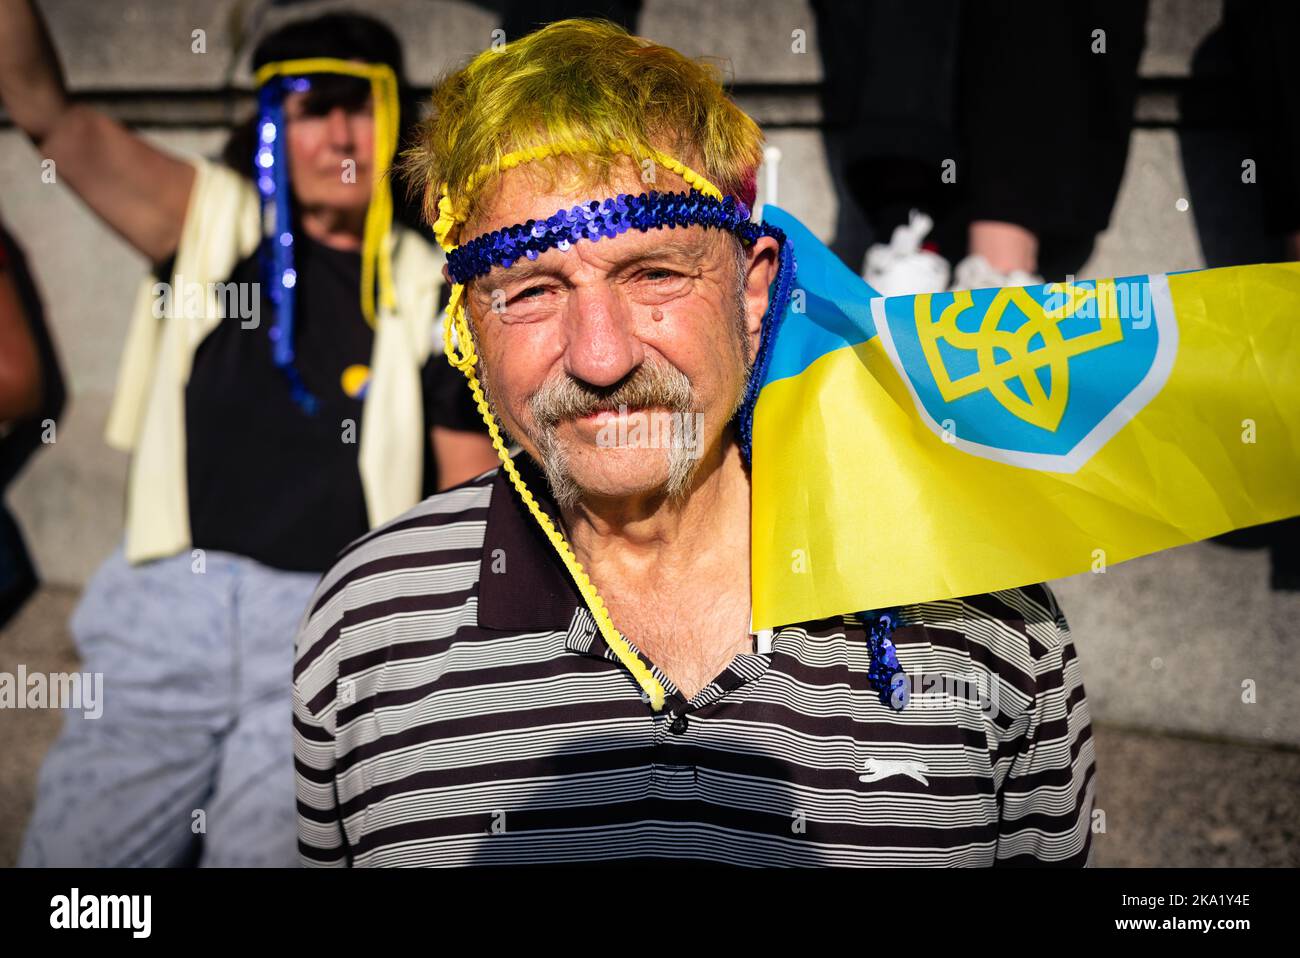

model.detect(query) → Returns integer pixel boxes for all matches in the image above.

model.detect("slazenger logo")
[858,757,930,786]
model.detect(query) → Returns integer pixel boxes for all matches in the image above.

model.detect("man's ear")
[441,263,452,287]
[743,235,781,353]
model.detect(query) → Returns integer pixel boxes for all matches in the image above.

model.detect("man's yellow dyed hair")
[404,17,765,243]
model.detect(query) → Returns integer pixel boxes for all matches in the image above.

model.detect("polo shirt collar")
[474,453,779,714]
[476,453,584,632]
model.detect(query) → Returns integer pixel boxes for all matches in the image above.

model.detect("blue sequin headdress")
[252,57,401,413]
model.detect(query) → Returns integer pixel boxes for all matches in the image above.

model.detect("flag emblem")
[871,274,1179,472]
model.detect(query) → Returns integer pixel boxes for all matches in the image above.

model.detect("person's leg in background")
[812,0,962,289]
[955,0,1148,283]
[1222,0,1300,260]
[18,545,236,867]
[199,555,318,867]
[1207,0,1300,590]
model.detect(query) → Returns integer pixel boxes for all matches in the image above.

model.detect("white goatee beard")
[529,372,704,511]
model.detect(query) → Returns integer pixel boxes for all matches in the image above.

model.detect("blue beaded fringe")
[860,608,909,711]
[256,78,319,416]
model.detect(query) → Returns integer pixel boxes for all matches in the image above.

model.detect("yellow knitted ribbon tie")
[435,142,728,711]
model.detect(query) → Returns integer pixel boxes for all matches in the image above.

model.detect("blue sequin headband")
[445,187,797,465]
[448,189,753,283]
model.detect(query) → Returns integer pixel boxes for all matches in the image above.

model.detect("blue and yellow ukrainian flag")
[751,206,1300,630]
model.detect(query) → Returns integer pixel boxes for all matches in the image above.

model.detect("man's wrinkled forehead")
[468,226,719,295]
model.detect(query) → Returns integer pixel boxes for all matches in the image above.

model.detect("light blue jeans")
[19,543,319,867]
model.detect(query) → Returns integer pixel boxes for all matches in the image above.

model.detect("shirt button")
[669,714,689,735]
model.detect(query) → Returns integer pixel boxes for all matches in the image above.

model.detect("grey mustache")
[529,363,694,428]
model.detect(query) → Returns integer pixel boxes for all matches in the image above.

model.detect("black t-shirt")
[182,232,482,573]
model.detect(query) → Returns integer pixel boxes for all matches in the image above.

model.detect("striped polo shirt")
[292,457,1098,866]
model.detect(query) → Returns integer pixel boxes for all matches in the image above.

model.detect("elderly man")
[293,18,1096,866]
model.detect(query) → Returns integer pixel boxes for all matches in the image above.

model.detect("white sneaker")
[951,254,1043,291]
[862,209,951,296]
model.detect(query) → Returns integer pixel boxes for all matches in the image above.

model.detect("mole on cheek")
[651,307,664,322]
